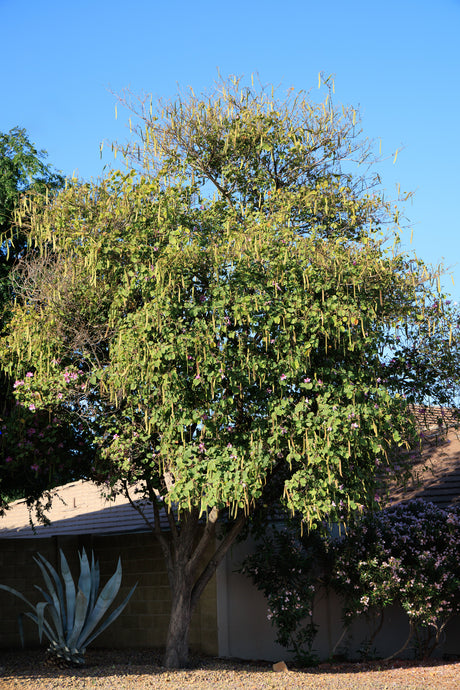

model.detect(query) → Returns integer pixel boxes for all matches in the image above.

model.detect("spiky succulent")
[0,548,137,665]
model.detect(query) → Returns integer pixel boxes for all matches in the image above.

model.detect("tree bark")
[163,577,194,668]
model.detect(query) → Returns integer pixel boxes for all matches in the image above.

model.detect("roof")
[390,428,460,509]
[0,480,170,539]
[388,405,460,509]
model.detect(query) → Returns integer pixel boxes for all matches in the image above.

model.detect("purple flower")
[5,456,12,463]
[30,464,39,472]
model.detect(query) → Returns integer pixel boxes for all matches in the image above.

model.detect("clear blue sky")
[2,0,459,299]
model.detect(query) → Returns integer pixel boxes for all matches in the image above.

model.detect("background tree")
[0,127,64,326]
[1,76,455,667]
[0,128,65,507]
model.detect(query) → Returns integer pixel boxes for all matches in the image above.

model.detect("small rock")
[272,660,288,672]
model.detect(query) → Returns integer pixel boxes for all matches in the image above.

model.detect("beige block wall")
[0,531,218,656]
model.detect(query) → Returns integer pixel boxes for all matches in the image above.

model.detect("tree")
[0,76,454,667]
[0,128,65,507]
[0,127,64,326]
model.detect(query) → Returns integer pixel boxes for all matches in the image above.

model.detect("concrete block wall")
[0,531,218,656]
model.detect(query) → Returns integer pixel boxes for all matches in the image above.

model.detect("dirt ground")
[0,649,459,689]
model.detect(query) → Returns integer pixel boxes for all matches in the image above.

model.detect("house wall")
[0,531,218,656]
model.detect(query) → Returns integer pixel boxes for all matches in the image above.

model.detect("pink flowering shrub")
[1,365,93,510]
[332,499,460,658]
[241,528,327,665]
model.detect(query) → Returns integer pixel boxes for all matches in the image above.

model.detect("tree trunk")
[163,579,194,668]
[161,512,247,668]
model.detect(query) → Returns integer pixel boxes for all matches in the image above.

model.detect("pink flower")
[13,380,24,388]
[28,404,36,412]
[5,456,12,463]
[280,374,287,381]
[26,372,34,378]
[304,378,311,383]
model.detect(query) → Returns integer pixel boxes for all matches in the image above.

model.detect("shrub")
[241,527,328,665]
[332,500,460,658]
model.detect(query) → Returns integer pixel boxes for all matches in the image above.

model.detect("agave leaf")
[60,549,76,637]
[88,552,100,612]
[34,585,53,604]
[24,611,54,643]
[82,582,137,648]
[31,585,62,645]
[33,555,64,643]
[0,583,37,610]
[35,553,67,633]
[76,558,123,647]
[36,601,48,642]
[17,612,25,648]
[66,588,89,649]
[77,549,92,606]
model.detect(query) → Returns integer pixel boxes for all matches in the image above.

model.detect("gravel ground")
[0,649,459,689]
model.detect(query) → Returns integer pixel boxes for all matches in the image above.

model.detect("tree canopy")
[1,76,457,667]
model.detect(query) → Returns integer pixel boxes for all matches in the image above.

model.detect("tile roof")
[0,480,170,539]
[388,406,460,509]
[389,429,460,509]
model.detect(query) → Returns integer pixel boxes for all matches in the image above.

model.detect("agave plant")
[0,548,137,665]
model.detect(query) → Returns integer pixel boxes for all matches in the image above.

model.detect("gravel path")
[1,650,459,689]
